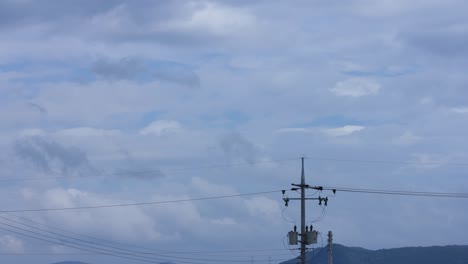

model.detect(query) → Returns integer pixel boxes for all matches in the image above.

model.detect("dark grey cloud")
[0,0,121,28]
[1,0,468,258]
[91,57,200,86]
[112,148,165,180]
[154,66,200,87]
[26,102,47,115]
[113,168,165,180]
[0,0,179,27]
[400,24,468,56]
[0,1,224,47]
[14,136,93,175]
[92,57,146,80]
[219,132,258,163]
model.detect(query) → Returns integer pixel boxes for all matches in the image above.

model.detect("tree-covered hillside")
[281,244,468,264]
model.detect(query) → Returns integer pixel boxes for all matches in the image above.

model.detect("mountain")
[281,244,468,264]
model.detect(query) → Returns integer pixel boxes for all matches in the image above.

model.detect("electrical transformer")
[288,231,298,245]
[306,230,318,245]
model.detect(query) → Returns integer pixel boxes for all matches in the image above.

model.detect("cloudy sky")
[0,0,467,263]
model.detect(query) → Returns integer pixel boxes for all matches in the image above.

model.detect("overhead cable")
[0,190,282,213]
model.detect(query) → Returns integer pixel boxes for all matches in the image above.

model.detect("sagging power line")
[0,217,290,264]
[320,186,468,198]
[0,157,298,182]
[2,212,293,257]
[3,154,468,183]
[0,190,282,213]
[1,187,467,214]
[304,156,468,166]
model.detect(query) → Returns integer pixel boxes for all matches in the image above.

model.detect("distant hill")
[281,244,468,264]
[49,261,176,264]
[50,245,468,264]
[51,262,90,264]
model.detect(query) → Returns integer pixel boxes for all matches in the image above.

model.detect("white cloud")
[1,0,468,253]
[420,97,433,105]
[322,125,365,137]
[191,177,237,196]
[0,235,24,253]
[407,153,449,169]
[164,2,256,36]
[451,107,468,114]
[40,188,162,242]
[393,131,422,146]
[245,196,281,218]
[20,188,37,201]
[19,128,46,137]
[146,193,203,231]
[330,78,381,97]
[140,120,182,136]
[88,4,132,34]
[276,125,365,137]
[35,184,249,243]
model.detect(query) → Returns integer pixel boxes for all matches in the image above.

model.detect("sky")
[0,0,467,263]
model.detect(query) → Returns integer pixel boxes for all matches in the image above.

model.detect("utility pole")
[328,231,333,264]
[283,157,334,264]
[300,157,306,264]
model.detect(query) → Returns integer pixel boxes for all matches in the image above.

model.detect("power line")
[2,154,468,183]
[308,205,326,224]
[0,252,291,257]
[0,253,103,255]
[2,212,292,258]
[2,213,290,261]
[304,156,468,166]
[0,220,289,264]
[0,225,166,264]
[131,158,298,172]
[0,217,287,263]
[0,157,299,182]
[0,215,190,262]
[334,189,468,198]
[320,186,468,198]
[1,186,466,214]
[0,220,188,264]
[0,190,282,213]
[1,186,466,215]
